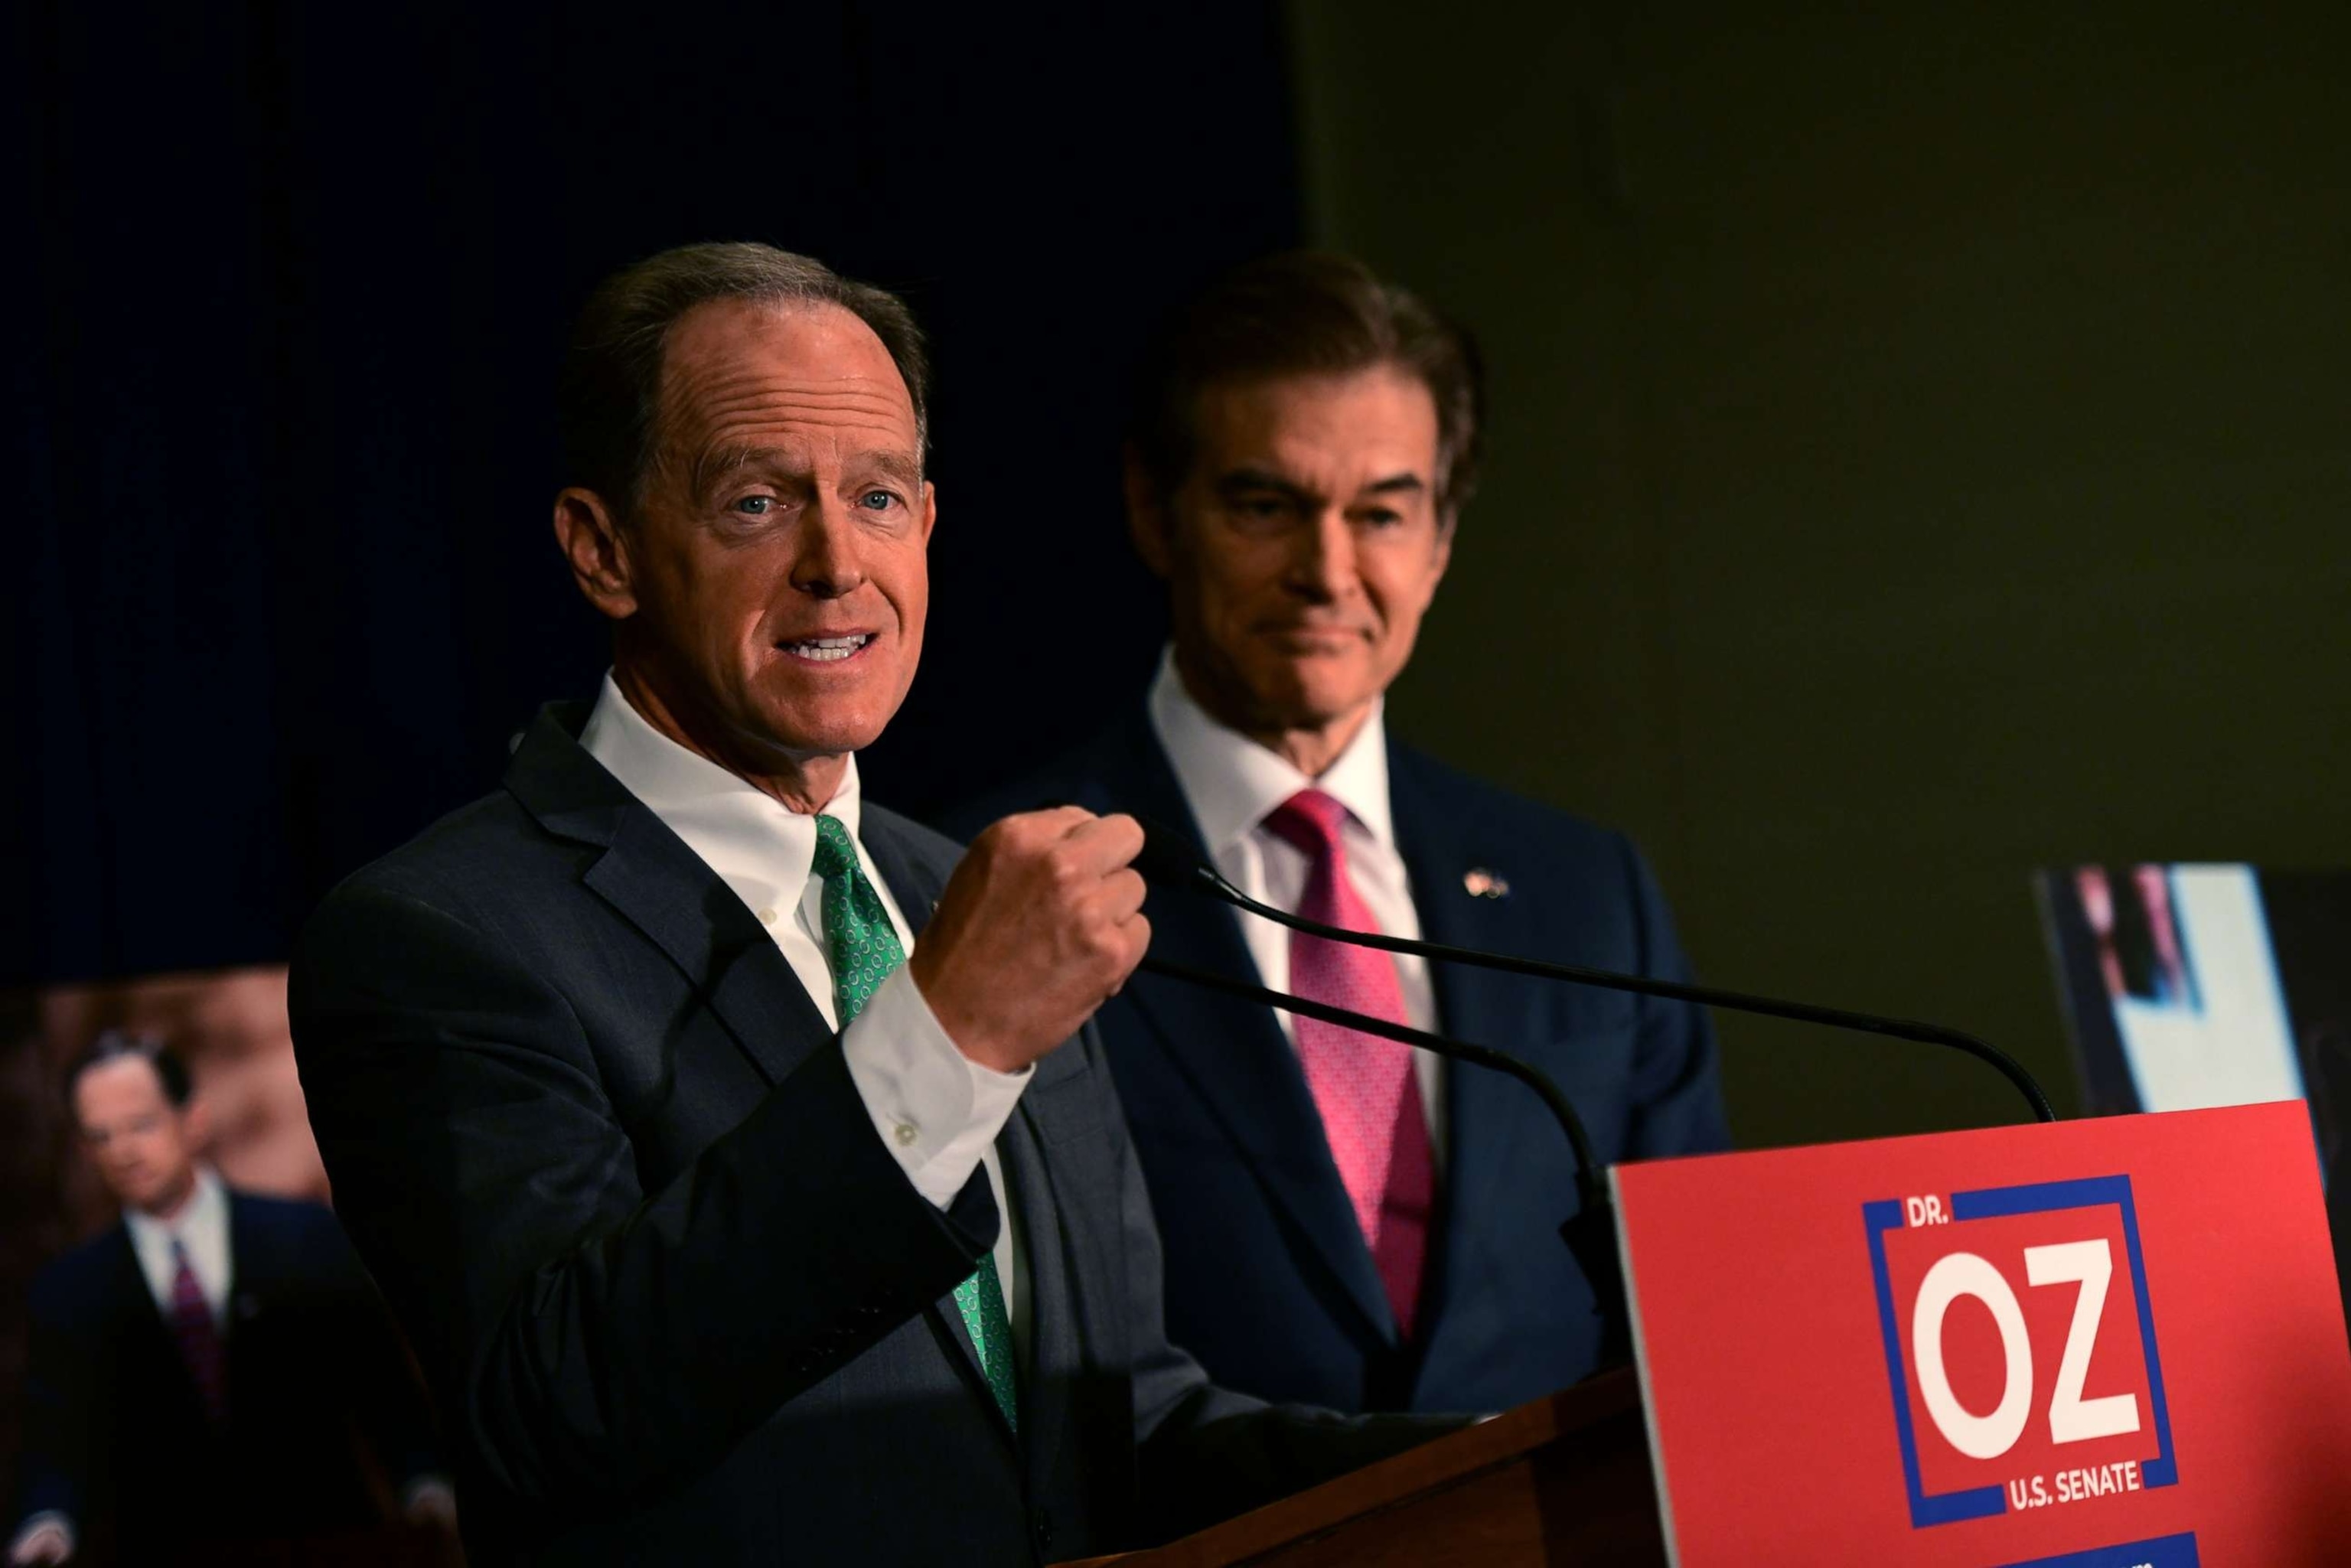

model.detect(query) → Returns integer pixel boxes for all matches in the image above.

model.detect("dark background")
[6,0,1299,989]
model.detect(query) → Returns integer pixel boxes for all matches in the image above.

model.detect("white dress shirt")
[1146,650,1446,1169]
[124,1164,233,1320]
[580,674,1028,1335]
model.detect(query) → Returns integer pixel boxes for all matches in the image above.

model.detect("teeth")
[785,634,872,663]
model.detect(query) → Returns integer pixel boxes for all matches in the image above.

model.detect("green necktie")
[811,813,1018,1432]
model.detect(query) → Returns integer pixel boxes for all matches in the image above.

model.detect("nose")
[790,499,868,600]
[1283,507,1358,604]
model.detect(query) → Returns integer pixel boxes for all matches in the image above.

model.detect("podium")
[1075,1102,2351,1566]
[1055,1370,1664,1566]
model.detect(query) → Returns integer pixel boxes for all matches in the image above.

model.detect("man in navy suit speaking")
[289,243,1446,1567]
[947,253,1731,1416]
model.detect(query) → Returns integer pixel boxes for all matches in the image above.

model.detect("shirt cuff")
[841,963,1031,1208]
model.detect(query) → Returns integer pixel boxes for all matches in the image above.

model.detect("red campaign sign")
[1612,1100,2351,1566]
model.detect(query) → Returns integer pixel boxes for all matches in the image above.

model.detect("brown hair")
[558,241,930,515]
[1129,251,1485,517]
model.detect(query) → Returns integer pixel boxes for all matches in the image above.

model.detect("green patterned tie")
[811,814,1019,1432]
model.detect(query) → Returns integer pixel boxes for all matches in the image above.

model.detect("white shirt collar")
[1146,645,1397,854]
[123,1164,226,1262]
[579,671,863,921]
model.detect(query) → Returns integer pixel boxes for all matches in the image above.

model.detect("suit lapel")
[1002,1088,1078,1485]
[1387,742,1548,1347]
[112,1226,184,1366]
[859,805,950,943]
[1094,710,1397,1346]
[507,705,834,1089]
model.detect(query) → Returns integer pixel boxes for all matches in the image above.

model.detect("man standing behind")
[7,1033,450,1565]
[947,253,1730,1416]
[289,243,1443,1567]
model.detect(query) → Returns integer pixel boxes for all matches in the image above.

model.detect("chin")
[757,703,891,758]
[1254,675,1369,730]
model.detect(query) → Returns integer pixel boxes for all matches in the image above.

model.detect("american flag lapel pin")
[1462,867,1510,900]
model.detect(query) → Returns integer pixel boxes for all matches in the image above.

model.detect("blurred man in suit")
[289,243,1446,1568]
[947,253,1731,1416]
[6,1032,451,1566]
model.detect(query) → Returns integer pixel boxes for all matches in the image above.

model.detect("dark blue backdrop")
[5,2,1303,986]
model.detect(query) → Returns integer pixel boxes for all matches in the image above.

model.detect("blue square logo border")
[1864,1174,2179,1531]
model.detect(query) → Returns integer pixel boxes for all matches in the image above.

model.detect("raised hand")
[909,808,1150,1073]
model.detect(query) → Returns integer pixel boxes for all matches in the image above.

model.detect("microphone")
[1127,813,2057,1124]
[1055,797,1629,1344]
[1130,951,1630,1358]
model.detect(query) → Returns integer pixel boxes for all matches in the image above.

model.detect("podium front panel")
[1614,1100,2351,1566]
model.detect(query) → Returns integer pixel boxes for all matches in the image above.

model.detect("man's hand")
[7,1518,72,1566]
[910,808,1149,1073]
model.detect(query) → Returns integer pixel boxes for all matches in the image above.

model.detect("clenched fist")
[908,807,1150,1073]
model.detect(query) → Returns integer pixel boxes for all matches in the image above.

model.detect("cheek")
[1365,557,1443,640]
[1193,549,1283,626]
[648,539,778,641]
[890,553,928,642]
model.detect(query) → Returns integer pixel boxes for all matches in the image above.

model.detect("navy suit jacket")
[944,705,1732,1415]
[8,1190,441,1562]
[288,704,1446,1567]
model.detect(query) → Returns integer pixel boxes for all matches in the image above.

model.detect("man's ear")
[917,479,937,546]
[181,1098,213,1153]
[553,487,640,621]
[1123,445,1173,579]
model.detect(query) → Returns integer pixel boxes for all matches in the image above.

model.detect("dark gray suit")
[289,704,1442,1566]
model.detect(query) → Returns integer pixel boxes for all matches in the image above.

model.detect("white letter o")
[1911,1251,2033,1461]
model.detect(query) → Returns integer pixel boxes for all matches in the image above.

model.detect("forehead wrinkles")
[662,347,915,453]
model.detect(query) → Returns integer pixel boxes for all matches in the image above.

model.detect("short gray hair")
[557,241,931,514]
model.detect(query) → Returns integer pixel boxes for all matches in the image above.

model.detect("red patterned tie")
[1262,788,1436,1340]
[168,1240,229,1424]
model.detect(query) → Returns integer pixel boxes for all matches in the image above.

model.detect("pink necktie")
[1262,788,1436,1341]
[168,1241,229,1424]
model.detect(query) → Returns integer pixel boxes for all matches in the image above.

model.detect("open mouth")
[778,632,876,664]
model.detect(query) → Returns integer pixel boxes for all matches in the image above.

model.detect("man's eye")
[1358,508,1403,528]
[732,496,774,516]
[859,490,898,511]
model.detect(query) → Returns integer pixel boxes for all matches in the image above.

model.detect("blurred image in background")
[1,981,458,1566]
[2041,866,2351,1175]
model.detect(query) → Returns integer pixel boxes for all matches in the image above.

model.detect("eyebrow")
[687,444,924,497]
[687,443,786,500]
[1214,467,1428,500]
[861,451,924,490]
